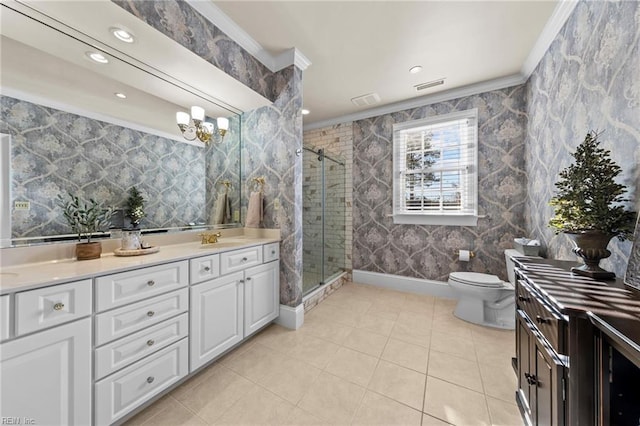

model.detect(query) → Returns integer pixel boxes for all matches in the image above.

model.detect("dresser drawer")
[95,261,188,312]
[95,289,188,346]
[517,280,566,354]
[263,243,279,263]
[15,280,92,336]
[94,338,188,425]
[0,295,10,341]
[95,313,188,379]
[220,246,262,275]
[190,254,220,284]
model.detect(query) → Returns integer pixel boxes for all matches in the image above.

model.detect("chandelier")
[176,106,229,144]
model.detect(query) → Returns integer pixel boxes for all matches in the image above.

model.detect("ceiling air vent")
[351,93,381,107]
[415,78,445,92]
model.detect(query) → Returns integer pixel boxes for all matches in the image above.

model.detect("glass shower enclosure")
[302,146,346,295]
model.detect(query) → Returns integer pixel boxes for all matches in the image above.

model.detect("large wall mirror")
[0,0,270,247]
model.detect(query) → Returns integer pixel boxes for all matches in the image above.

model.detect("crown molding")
[184,0,311,73]
[304,73,526,131]
[521,0,578,78]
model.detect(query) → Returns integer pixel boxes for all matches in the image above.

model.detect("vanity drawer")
[517,280,567,354]
[15,280,92,336]
[95,289,188,346]
[94,338,188,425]
[190,254,220,284]
[263,243,279,263]
[95,313,188,380]
[220,246,262,275]
[95,261,188,312]
[0,295,10,341]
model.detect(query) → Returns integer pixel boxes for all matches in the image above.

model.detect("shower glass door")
[302,147,346,295]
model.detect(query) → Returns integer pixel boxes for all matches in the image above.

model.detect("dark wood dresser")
[513,257,640,426]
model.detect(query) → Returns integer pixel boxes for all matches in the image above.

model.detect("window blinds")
[393,109,478,218]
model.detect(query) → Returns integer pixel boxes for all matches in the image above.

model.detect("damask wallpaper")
[113,0,274,101]
[353,86,528,282]
[242,66,304,307]
[525,0,640,278]
[0,96,207,239]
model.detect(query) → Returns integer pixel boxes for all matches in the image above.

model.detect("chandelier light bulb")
[190,106,205,122]
[176,111,190,125]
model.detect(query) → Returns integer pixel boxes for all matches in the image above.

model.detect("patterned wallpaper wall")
[353,86,528,282]
[0,96,207,238]
[113,1,305,306]
[525,0,640,278]
[113,0,274,101]
[242,66,304,307]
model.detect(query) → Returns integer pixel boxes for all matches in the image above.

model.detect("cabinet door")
[0,318,92,425]
[244,261,279,337]
[534,341,565,426]
[516,311,534,421]
[190,272,244,371]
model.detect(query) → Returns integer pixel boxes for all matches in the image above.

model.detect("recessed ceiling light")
[110,26,135,43]
[409,65,423,74]
[301,109,310,115]
[86,52,109,64]
[114,92,127,99]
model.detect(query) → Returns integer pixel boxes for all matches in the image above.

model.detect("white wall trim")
[184,0,311,73]
[521,0,579,78]
[352,270,456,299]
[304,73,526,130]
[0,134,11,248]
[1,88,199,147]
[275,303,305,330]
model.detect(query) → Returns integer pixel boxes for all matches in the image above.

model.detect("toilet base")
[453,297,515,330]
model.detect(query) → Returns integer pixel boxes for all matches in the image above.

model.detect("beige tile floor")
[126,282,524,426]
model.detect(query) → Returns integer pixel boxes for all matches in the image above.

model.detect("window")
[392,109,478,226]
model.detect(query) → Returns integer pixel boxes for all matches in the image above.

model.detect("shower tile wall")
[303,123,353,271]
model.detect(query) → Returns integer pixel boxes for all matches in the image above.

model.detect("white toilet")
[448,249,525,330]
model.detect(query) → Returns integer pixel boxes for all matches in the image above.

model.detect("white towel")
[210,193,231,225]
[246,191,263,228]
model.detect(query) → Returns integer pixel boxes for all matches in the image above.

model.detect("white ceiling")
[214,1,560,127]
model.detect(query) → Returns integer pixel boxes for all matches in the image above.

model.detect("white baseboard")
[352,270,456,299]
[275,303,304,330]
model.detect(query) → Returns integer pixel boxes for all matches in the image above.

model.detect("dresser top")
[513,257,640,363]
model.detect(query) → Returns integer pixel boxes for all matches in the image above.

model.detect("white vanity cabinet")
[0,317,92,425]
[190,245,279,371]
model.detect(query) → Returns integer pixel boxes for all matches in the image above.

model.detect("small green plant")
[549,131,636,240]
[57,193,115,242]
[125,186,146,228]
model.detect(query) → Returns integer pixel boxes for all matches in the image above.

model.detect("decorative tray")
[114,246,160,257]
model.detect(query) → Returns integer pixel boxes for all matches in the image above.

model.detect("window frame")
[392,109,479,226]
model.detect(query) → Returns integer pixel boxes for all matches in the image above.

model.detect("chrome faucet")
[199,232,222,245]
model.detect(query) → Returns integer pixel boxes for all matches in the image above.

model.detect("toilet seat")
[449,272,504,288]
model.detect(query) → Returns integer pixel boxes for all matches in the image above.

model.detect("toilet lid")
[450,272,504,288]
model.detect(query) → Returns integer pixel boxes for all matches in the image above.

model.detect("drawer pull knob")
[147,280,155,287]
[246,277,252,281]
[271,250,276,255]
[204,266,211,272]
[53,302,65,311]
[524,373,538,386]
[242,257,248,262]
[147,311,155,317]
[239,279,244,283]
[147,376,155,384]
[146,339,155,347]
[535,315,549,324]
[517,295,529,302]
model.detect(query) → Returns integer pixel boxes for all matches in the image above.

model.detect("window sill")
[392,213,478,226]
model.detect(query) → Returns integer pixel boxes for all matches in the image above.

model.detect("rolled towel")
[246,191,263,228]
[210,193,227,225]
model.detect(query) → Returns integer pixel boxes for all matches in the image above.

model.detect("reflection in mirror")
[0,1,266,247]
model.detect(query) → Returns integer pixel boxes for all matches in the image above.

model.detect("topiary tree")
[549,131,636,240]
[125,186,146,229]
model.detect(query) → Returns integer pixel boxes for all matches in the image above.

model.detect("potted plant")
[549,131,636,278]
[125,186,146,229]
[57,192,115,260]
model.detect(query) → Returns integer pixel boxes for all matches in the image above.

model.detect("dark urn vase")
[566,230,615,279]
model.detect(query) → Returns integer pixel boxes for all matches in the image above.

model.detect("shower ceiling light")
[301,109,310,115]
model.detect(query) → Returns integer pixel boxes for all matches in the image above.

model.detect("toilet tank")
[504,249,523,284]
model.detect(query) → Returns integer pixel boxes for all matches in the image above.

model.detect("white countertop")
[0,235,279,295]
